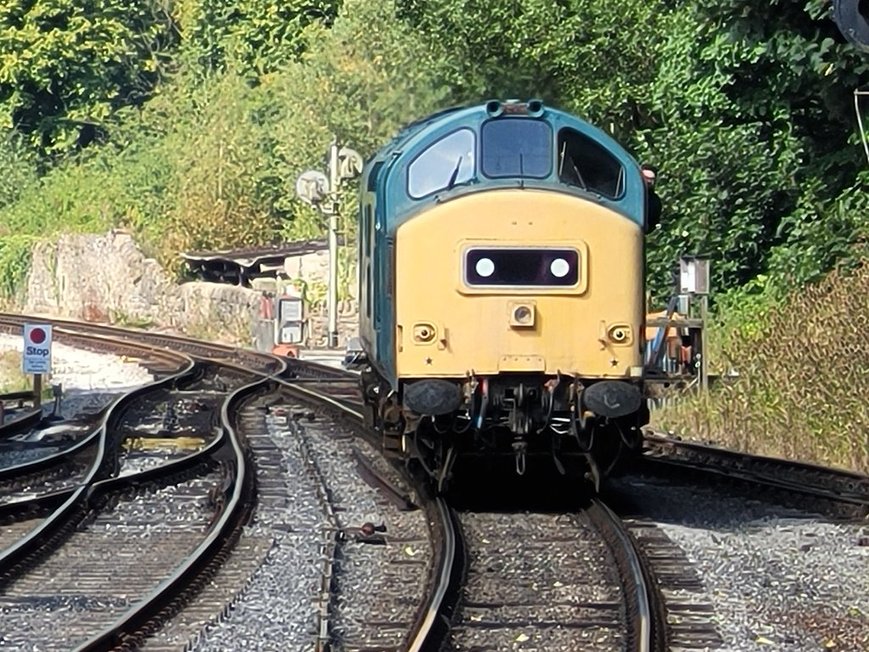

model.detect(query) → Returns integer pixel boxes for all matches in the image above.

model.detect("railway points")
[0,313,865,649]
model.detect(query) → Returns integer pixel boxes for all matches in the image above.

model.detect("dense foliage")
[0,0,178,155]
[174,0,341,78]
[654,258,869,473]
[0,0,866,300]
[641,0,868,298]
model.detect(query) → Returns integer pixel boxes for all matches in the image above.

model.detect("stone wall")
[305,300,359,348]
[23,231,358,348]
[25,231,183,326]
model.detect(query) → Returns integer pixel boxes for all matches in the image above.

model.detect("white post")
[328,140,340,349]
[699,294,709,392]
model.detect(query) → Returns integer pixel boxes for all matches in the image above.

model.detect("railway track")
[251,377,453,652]
[0,312,281,376]
[0,314,278,648]
[0,314,451,650]
[641,432,869,514]
[0,312,865,650]
[429,499,665,651]
[0,390,42,435]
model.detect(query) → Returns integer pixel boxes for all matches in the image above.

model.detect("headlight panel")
[464,248,579,287]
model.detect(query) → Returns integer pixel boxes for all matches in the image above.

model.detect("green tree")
[636,0,868,299]
[266,0,456,239]
[0,0,178,155]
[397,0,671,140]
[174,0,340,79]
[158,73,285,266]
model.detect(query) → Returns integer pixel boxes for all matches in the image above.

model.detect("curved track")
[1,313,865,650]
[0,313,453,650]
[642,432,869,513]
[0,314,280,648]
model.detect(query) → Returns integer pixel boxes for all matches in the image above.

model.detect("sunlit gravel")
[0,332,154,419]
[613,475,869,651]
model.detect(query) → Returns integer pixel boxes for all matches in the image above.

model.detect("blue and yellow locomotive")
[348,100,655,489]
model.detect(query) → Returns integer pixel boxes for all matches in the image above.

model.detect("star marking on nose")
[425,357,433,365]
[610,359,618,367]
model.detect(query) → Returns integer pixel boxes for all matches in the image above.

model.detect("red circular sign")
[29,327,46,344]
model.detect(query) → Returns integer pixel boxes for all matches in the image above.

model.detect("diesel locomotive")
[346,100,656,489]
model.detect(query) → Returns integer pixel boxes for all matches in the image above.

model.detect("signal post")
[295,141,363,348]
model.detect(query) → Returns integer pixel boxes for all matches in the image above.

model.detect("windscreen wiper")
[446,156,463,190]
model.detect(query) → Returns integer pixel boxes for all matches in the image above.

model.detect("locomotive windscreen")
[465,248,579,286]
[481,120,552,178]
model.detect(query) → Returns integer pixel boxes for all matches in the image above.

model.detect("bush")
[0,133,37,209]
[0,235,35,300]
[156,73,285,271]
[653,258,869,473]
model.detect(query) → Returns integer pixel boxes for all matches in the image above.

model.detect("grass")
[0,350,30,394]
[652,259,869,474]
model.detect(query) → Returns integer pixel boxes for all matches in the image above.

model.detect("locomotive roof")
[368,100,635,166]
[362,100,647,228]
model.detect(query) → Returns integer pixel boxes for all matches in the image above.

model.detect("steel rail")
[0,313,455,649]
[0,407,42,437]
[0,312,238,353]
[0,315,191,363]
[270,375,458,652]
[643,432,869,507]
[406,496,458,652]
[0,422,102,483]
[0,412,228,520]
[0,318,196,507]
[644,431,868,481]
[73,377,262,651]
[0,312,283,375]
[0,357,196,576]
[586,498,664,652]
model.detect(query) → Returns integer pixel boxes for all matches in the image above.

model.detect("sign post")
[678,257,710,392]
[22,323,53,409]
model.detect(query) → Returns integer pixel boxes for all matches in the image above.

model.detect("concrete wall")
[22,231,358,348]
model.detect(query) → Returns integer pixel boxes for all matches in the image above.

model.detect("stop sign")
[23,323,53,374]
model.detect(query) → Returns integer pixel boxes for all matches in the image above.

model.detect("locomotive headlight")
[475,257,495,278]
[550,258,570,278]
[508,301,536,328]
[464,247,580,288]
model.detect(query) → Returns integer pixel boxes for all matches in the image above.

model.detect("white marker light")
[475,257,495,277]
[550,258,570,278]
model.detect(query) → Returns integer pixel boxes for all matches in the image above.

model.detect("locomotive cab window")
[481,119,552,178]
[407,129,476,199]
[557,128,624,199]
